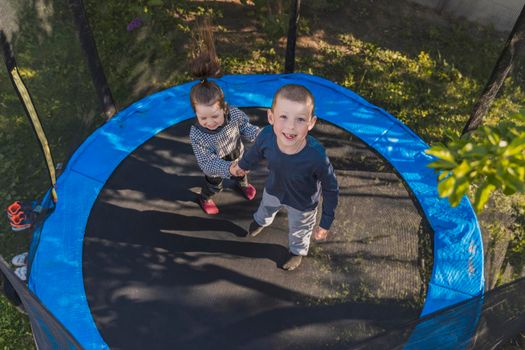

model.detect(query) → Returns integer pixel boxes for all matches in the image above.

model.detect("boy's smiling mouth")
[283,132,296,140]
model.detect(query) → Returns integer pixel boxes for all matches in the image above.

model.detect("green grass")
[0,293,33,349]
[0,0,524,347]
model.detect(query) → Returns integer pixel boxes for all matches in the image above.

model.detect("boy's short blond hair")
[271,84,315,116]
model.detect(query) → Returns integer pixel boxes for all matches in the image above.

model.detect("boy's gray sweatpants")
[253,189,317,256]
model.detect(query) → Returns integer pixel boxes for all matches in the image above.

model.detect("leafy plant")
[426,112,525,212]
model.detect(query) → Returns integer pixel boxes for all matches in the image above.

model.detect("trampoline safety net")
[1,0,524,349]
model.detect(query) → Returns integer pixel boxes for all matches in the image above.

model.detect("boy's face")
[195,102,225,130]
[268,96,317,154]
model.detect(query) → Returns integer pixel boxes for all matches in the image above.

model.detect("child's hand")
[229,161,246,177]
[229,161,238,176]
[313,227,329,241]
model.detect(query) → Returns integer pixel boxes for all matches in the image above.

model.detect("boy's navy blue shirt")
[239,126,339,229]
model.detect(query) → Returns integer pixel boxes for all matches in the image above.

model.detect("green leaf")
[438,175,456,198]
[487,132,499,145]
[426,145,456,163]
[502,185,516,196]
[518,167,525,180]
[474,182,496,212]
[502,135,525,157]
[463,144,489,158]
[427,159,457,170]
[503,169,525,192]
[509,112,525,123]
[443,128,460,141]
[455,177,470,198]
[487,174,503,188]
[448,189,462,207]
[438,171,450,181]
[453,160,471,179]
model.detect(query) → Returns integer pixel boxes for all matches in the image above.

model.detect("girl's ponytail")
[189,18,226,112]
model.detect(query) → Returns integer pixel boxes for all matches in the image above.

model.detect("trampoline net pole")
[68,0,117,120]
[0,30,58,203]
[284,0,301,74]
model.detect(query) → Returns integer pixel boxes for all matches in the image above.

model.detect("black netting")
[0,256,82,349]
[352,277,525,349]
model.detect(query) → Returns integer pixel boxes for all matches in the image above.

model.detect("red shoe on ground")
[9,212,33,231]
[7,201,22,218]
[239,184,257,201]
[198,197,219,215]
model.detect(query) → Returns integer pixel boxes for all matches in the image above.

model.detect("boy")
[233,84,339,271]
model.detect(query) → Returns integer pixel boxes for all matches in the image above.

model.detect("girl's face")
[195,102,225,130]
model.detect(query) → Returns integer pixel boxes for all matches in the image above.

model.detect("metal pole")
[68,0,117,119]
[1,30,58,203]
[284,0,301,73]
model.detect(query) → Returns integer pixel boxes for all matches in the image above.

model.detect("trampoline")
[26,73,484,349]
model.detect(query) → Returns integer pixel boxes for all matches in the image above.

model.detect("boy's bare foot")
[247,220,264,237]
[282,253,302,271]
[198,197,219,215]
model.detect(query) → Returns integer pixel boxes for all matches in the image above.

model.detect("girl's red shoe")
[198,197,219,215]
[240,184,257,200]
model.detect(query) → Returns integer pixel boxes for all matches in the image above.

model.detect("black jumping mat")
[84,109,428,349]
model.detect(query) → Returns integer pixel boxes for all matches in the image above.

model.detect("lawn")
[0,0,523,347]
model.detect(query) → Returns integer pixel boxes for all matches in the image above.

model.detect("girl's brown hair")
[189,19,226,112]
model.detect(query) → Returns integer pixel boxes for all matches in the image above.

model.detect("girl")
[189,23,259,215]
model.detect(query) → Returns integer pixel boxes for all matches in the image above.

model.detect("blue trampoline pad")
[28,73,483,349]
